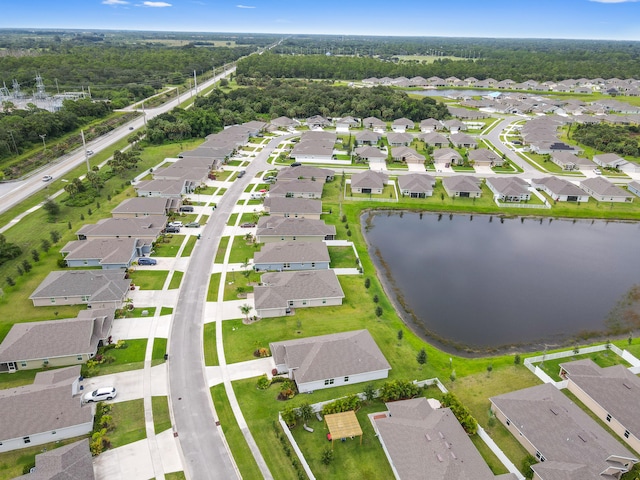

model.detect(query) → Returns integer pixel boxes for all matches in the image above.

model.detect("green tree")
[42,198,60,218]
[417,348,427,369]
[50,230,61,243]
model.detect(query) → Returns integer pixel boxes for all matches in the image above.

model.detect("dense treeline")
[0,44,254,107]
[238,45,640,82]
[145,80,450,143]
[0,99,112,165]
[572,124,640,157]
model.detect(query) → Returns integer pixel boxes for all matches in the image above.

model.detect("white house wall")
[297,369,390,393]
[0,421,93,453]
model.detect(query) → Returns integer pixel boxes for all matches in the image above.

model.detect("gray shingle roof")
[491,383,637,480]
[12,438,95,480]
[253,241,329,265]
[276,165,334,182]
[256,217,336,239]
[30,271,130,303]
[486,177,530,197]
[433,148,462,162]
[532,177,586,197]
[468,148,499,163]
[375,397,513,480]
[442,176,482,194]
[398,173,436,193]
[111,197,170,216]
[268,180,324,197]
[580,177,633,198]
[263,197,322,216]
[76,215,167,239]
[255,270,344,311]
[560,359,640,439]
[386,132,413,144]
[0,366,91,442]
[0,309,114,363]
[351,170,388,190]
[60,237,141,266]
[354,146,386,160]
[269,329,389,385]
[135,179,187,196]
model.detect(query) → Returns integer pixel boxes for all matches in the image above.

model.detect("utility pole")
[39,134,47,151]
[7,131,18,155]
[193,70,198,96]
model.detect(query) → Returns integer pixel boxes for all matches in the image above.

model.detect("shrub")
[321,448,334,465]
[379,379,420,402]
[441,392,478,434]
[257,374,271,390]
[253,347,270,358]
[321,394,361,415]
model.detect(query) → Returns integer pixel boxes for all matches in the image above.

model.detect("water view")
[363,212,640,351]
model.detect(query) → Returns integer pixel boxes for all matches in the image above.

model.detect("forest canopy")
[572,124,640,157]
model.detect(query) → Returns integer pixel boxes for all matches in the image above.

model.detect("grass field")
[91,339,147,376]
[204,323,219,366]
[130,270,169,290]
[328,246,358,268]
[152,338,167,366]
[180,236,197,257]
[168,271,184,290]
[109,399,146,447]
[152,396,172,434]
[153,235,185,257]
[207,273,221,302]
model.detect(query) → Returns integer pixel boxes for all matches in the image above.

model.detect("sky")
[2,0,640,41]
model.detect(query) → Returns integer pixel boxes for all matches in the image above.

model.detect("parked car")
[594,168,602,175]
[237,170,246,178]
[83,386,117,403]
[42,175,53,182]
[179,206,194,212]
[168,221,183,228]
[290,162,301,167]
[240,222,256,228]
[185,222,200,228]
[138,257,157,265]
[165,226,181,233]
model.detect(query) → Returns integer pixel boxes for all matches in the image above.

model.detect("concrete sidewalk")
[205,357,275,387]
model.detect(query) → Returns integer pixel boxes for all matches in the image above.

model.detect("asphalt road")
[167,135,284,480]
[0,68,235,216]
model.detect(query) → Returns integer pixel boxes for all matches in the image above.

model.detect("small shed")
[325,411,363,448]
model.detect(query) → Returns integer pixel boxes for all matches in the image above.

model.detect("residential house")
[29,270,130,308]
[398,173,436,198]
[152,160,210,184]
[580,177,634,202]
[111,197,179,218]
[135,178,194,198]
[0,366,93,453]
[268,179,324,199]
[75,215,166,243]
[628,180,640,197]
[391,118,415,133]
[491,383,638,480]
[448,106,489,120]
[469,148,503,167]
[450,132,478,149]
[305,115,330,129]
[256,217,336,243]
[350,171,389,194]
[0,308,114,372]
[270,116,299,129]
[442,176,483,198]
[60,237,146,269]
[263,197,322,220]
[362,116,387,131]
[253,241,330,272]
[391,146,425,164]
[355,130,382,146]
[276,165,335,183]
[551,151,594,171]
[443,119,467,133]
[290,138,335,163]
[418,132,449,148]
[335,116,359,132]
[419,118,442,133]
[253,270,345,318]
[373,397,517,480]
[486,177,531,202]
[270,330,390,393]
[433,148,463,167]
[11,439,95,480]
[531,177,590,202]
[354,146,387,164]
[386,132,413,147]
[593,153,628,170]
[559,359,640,454]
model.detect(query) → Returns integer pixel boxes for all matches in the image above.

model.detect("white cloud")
[237,4,256,8]
[103,0,129,4]
[589,0,639,3]
[142,1,172,6]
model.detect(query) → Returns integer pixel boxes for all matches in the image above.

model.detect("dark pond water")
[363,212,640,352]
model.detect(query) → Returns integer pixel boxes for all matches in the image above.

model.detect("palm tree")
[239,303,252,322]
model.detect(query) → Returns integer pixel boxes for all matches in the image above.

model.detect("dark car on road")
[237,170,246,178]
[138,257,157,265]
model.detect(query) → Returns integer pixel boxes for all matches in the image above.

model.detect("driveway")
[407,163,426,172]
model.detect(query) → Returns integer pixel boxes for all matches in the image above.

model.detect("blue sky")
[2,0,640,40]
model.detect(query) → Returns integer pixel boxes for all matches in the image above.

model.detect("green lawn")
[328,246,358,268]
[534,348,629,382]
[180,236,197,257]
[90,339,147,376]
[223,270,260,302]
[109,399,147,448]
[229,236,261,264]
[165,472,186,480]
[160,306,173,316]
[152,396,172,434]
[207,273,221,302]
[151,338,167,366]
[119,307,157,318]
[168,271,184,290]
[129,270,169,290]
[152,235,185,257]
[204,323,219,366]
[215,236,230,263]
[210,384,264,479]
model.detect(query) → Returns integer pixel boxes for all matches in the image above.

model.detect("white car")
[42,175,53,182]
[83,386,117,403]
[168,221,183,228]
